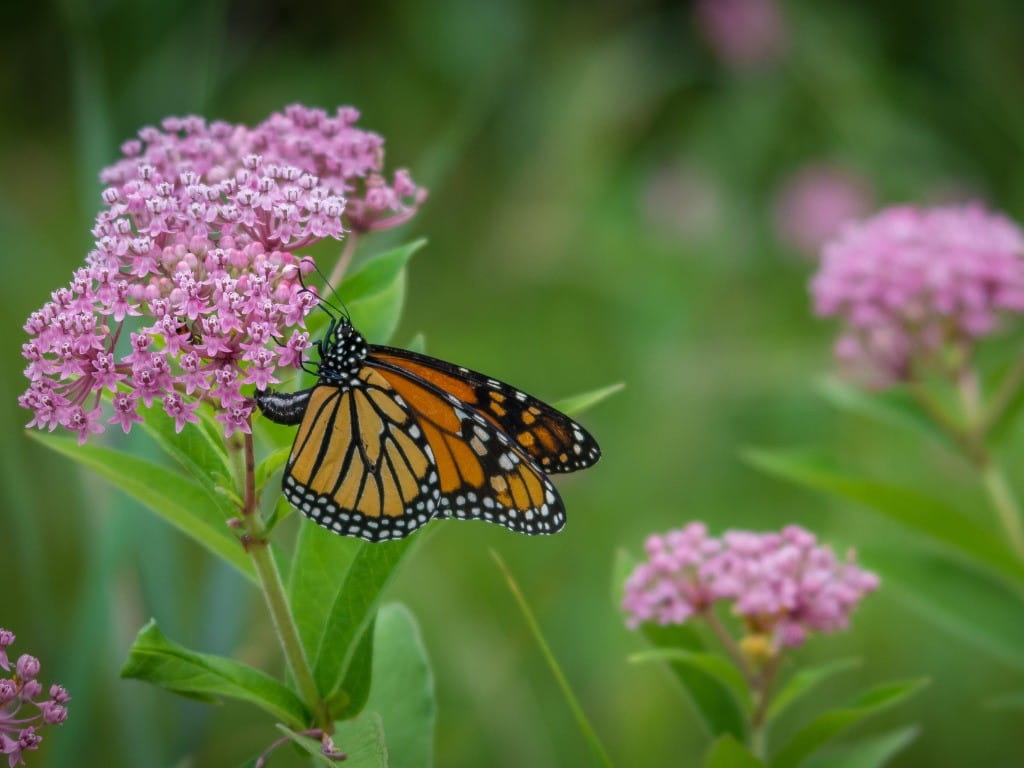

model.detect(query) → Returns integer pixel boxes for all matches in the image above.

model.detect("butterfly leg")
[254,388,315,425]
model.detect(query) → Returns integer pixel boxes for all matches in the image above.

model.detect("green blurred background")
[4,0,1024,765]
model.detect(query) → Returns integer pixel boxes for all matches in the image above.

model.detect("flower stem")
[702,610,755,682]
[239,430,331,730]
[327,233,360,288]
[980,463,1024,560]
[749,655,781,760]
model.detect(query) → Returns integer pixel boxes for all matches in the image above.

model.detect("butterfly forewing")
[367,346,601,474]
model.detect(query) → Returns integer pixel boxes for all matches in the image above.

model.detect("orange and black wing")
[278,368,441,541]
[366,358,567,535]
[367,346,601,474]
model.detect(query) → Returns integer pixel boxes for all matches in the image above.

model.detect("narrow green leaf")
[405,333,427,354]
[329,614,376,721]
[768,658,861,721]
[744,448,1024,586]
[705,735,767,768]
[494,550,616,768]
[314,538,414,697]
[330,712,390,768]
[29,431,255,582]
[554,382,625,417]
[629,649,750,712]
[770,679,928,768]
[120,620,308,726]
[815,377,946,445]
[803,726,919,768]
[339,239,426,304]
[613,549,746,739]
[255,446,292,493]
[289,523,363,662]
[868,549,1024,670]
[365,603,436,768]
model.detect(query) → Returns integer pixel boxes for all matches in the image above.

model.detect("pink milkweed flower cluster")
[774,164,872,256]
[0,630,70,767]
[19,105,427,442]
[622,523,878,650]
[810,204,1024,387]
[694,0,787,71]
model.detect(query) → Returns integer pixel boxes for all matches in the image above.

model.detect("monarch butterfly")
[255,314,601,542]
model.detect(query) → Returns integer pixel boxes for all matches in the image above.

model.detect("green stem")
[703,610,755,683]
[980,354,1024,435]
[749,655,781,761]
[980,463,1024,560]
[238,430,331,730]
[328,232,360,288]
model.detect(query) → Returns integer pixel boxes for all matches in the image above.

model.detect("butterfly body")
[256,317,600,542]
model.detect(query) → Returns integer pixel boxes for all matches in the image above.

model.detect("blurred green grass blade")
[815,377,947,445]
[769,679,928,768]
[768,658,861,722]
[492,550,616,768]
[313,538,415,698]
[803,725,920,768]
[744,448,1024,586]
[121,620,310,726]
[867,549,1024,670]
[629,649,750,712]
[705,735,767,767]
[984,691,1024,710]
[29,431,256,582]
[613,549,747,739]
[554,382,625,416]
[405,333,427,353]
[329,712,390,768]
[364,603,436,768]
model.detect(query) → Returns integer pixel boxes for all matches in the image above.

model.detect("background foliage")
[3,0,1024,765]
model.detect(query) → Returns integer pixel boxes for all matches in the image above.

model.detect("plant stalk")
[328,233,360,288]
[239,430,331,730]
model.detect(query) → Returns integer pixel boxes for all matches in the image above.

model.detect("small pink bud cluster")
[622,523,878,649]
[20,105,427,442]
[0,630,70,766]
[810,204,1024,386]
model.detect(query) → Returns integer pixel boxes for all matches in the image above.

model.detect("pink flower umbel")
[0,630,69,766]
[774,164,872,256]
[19,105,427,441]
[694,0,786,71]
[810,204,1024,386]
[622,523,878,651]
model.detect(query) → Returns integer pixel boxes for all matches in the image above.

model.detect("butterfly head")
[315,317,367,383]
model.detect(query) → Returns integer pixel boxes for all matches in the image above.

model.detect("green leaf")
[868,549,1024,670]
[365,603,436,768]
[405,333,427,354]
[629,649,750,712]
[803,726,919,768]
[313,539,415,698]
[554,382,625,417]
[255,446,291,493]
[705,735,767,768]
[613,549,746,739]
[340,239,426,344]
[768,658,861,722]
[985,691,1024,710]
[815,376,946,445]
[329,614,376,721]
[744,448,1024,586]
[273,725,343,768]
[120,620,308,726]
[29,431,255,582]
[330,712,390,768]
[770,679,928,768]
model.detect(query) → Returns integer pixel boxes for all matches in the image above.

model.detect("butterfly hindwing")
[367,346,601,474]
[281,371,442,541]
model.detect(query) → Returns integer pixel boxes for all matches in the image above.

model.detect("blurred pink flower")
[0,629,69,766]
[20,105,427,442]
[622,523,878,650]
[774,165,872,255]
[694,0,786,71]
[810,203,1024,386]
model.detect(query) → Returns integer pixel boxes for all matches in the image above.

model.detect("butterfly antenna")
[309,259,351,322]
[295,257,349,319]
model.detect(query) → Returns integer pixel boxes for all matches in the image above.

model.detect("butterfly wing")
[368,360,566,535]
[281,369,442,542]
[367,346,601,474]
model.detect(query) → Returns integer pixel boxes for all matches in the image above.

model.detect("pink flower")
[622,524,878,649]
[694,0,786,71]
[810,204,1024,386]
[20,105,427,440]
[775,164,872,256]
[0,630,69,766]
